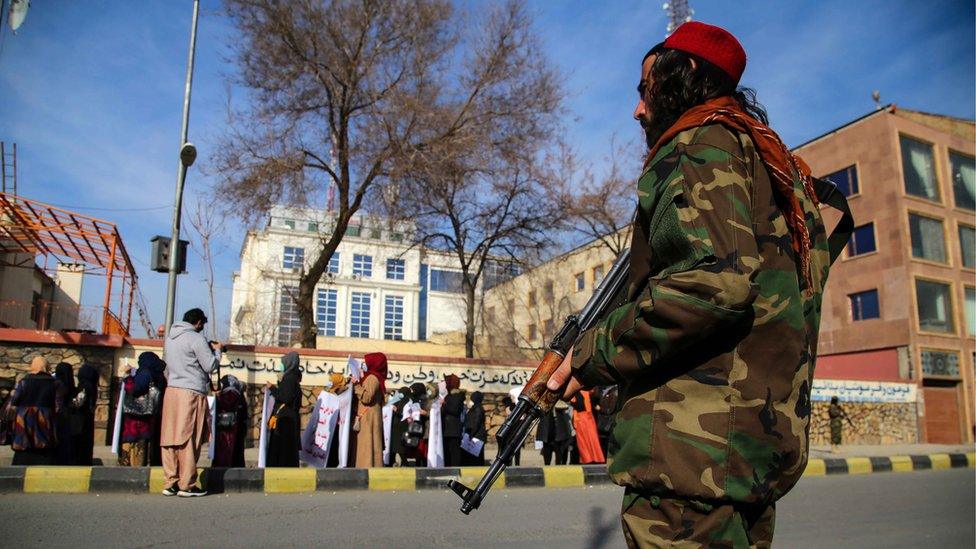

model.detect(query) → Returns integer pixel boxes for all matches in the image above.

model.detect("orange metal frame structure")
[0,192,153,337]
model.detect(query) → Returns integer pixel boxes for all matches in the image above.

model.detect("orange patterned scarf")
[644,96,819,285]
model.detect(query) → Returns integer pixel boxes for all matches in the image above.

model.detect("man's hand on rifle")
[546,345,583,401]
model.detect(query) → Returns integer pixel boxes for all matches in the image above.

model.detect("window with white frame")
[384,295,404,340]
[908,214,946,263]
[915,279,954,333]
[430,269,463,293]
[900,135,940,201]
[278,286,301,346]
[386,258,405,280]
[283,246,304,270]
[328,253,340,275]
[349,292,371,338]
[950,151,975,210]
[593,265,605,287]
[316,288,338,336]
[353,254,372,277]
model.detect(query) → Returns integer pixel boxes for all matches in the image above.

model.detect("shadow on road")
[585,506,619,549]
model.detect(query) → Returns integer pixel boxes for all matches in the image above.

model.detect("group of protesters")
[2,307,618,498]
[1,356,98,466]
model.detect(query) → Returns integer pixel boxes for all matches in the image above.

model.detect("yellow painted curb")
[264,468,316,493]
[24,467,91,493]
[368,468,416,491]
[460,467,504,490]
[803,459,826,477]
[542,465,584,488]
[847,457,871,475]
[889,455,913,473]
[929,454,951,471]
[966,452,975,468]
[149,467,167,493]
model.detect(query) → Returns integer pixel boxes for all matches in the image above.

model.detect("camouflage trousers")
[621,489,775,548]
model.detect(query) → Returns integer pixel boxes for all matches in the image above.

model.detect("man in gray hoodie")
[159,308,222,497]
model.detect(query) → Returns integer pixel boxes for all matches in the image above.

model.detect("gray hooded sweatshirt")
[163,321,219,395]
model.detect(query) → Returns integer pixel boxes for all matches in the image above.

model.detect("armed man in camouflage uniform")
[547,22,831,548]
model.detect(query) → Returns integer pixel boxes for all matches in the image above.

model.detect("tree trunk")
[296,215,349,348]
[464,283,477,358]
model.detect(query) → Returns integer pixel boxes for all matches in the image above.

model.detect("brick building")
[795,106,975,444]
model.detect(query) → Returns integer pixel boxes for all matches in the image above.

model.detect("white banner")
[336,387,353,468]
[811,379,917,403]
[206,395,216,460]
[257,391,275,468]
[300,391,341,468]
[426,382,447,468]
[381,403,394,466]
[110,365,127,455]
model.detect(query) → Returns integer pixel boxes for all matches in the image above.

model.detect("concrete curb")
[0,452,971,494]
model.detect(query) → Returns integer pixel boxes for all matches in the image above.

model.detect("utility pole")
[164,0,200,334]
[663,0,694,35]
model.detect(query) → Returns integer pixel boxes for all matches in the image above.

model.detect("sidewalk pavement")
[0,443,972,494]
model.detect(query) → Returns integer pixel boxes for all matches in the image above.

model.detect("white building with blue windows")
[229,206,503,348]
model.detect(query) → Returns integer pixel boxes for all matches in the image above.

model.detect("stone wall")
[809,401,918,445]
[0,341,117,444]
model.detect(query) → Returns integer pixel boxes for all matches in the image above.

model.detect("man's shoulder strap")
[811,177,854,265]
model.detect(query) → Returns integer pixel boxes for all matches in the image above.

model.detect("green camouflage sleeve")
[571,131,760,387]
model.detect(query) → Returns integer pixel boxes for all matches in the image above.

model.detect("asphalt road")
[0,469,972,548]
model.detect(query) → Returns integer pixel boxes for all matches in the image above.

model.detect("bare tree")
[186,194,226,341]
[552,138,639,255]
[395,1,563,358]
[215,0,463,347]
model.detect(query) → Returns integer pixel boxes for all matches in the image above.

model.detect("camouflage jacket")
[570,123,829,506]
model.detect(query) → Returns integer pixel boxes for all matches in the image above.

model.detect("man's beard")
[641,112,679,152]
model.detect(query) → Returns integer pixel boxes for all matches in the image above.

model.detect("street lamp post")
[164,0,201,334]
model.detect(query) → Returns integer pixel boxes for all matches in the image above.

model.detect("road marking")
[460,467,504,489]
[543,465,584,488]
[368,468,416,491]
[24,467,90,493]
[264,468,315,493]
[889,456,913,473]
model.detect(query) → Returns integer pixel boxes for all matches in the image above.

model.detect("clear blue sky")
[1,0,973,338]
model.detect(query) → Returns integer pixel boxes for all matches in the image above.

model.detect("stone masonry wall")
[809,401,918,445]
[0,341,117,444]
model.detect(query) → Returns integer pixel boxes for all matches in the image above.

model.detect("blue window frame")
[849,289,880,321]
[278,286,300,346]
[328,252,340,275]
[349,292,371,338]
[283,246,304,270]
[316,289,338,336]
[353,254,372,277]
[430,268,463,293]
[824,165,859,197]
[847,223,876,256]
[386,258,405,280]
[384,295,405,340]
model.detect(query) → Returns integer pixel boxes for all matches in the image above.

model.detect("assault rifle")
[448,248,632,514]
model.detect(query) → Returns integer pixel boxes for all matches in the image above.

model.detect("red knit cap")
[662,21,746,84]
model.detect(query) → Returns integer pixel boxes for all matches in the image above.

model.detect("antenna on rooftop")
[663,0,693,36]
[871,90,882,110]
